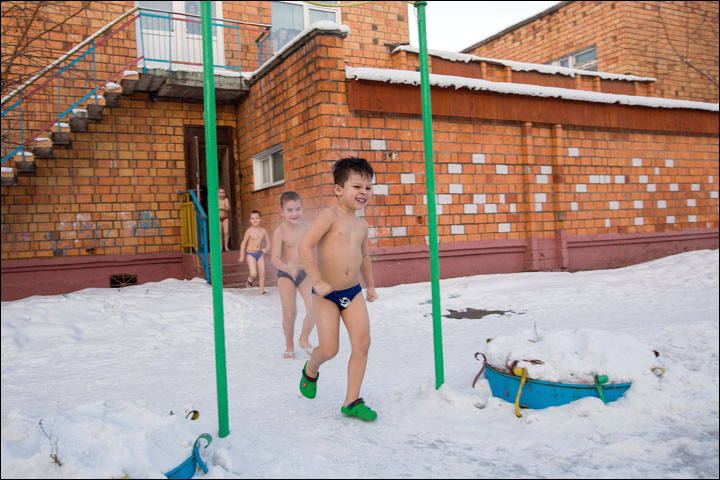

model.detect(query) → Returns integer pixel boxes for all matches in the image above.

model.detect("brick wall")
[0,94,237,260]
[465,1,719,103]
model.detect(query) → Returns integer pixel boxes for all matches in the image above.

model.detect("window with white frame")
[270,1,340,53]
[252,145,284,190]
[548,46,598,72]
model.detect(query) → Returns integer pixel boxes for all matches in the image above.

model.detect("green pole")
[201,2,230,438]
[415,1,444,389]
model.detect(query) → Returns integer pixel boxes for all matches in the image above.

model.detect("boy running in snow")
[239,210,270,295]
[298,157,378,421]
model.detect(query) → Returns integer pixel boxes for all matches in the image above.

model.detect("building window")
[271,1,340,53]
[253,145,284,190]
[548,46,597,72]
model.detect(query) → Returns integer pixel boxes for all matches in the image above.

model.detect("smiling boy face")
[334,171,373,211]
[281,199,303,224]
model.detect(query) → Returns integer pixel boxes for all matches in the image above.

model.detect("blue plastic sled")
[485,363,632,409]
[165,433,212,479]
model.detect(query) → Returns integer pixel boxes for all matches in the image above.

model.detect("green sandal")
[299,361,318,399]
[341,398,377,421]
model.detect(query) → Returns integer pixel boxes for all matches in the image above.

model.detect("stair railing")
[178,189,210,283]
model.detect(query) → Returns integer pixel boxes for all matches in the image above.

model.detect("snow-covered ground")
[2,249,718,478]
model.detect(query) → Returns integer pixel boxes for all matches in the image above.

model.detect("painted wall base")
[2,229,717,301]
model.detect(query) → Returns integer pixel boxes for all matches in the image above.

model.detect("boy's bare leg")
[257,256,266,294]
[305,296,340,378]
[222,222,230,251]
[340,296,371,407]
[277,277,297,353]
[297,278,315,351]
[246,256,258,284]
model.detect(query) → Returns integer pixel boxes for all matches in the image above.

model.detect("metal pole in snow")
[201,1,230,438]
[415,1,445,389]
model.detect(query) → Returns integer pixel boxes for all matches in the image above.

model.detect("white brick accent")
[615,175,626,184]
[576,184,587,193]
[689,215,697,222]
[438,194,453,204]
[670,184,679,192]
[484,204,498,214]
[536,175,548,184]
[609,201,620,210]
[472,153,486,164]
[634,200,643,209]
[711,191,719,199]
[709,176,714,183]
[639,175,648,184]
[634,217,644,226]
[464,204,478,214]
[691,184,700,191]
[496,165,509,174]
[373,184,388,195]
[571,202,579,211]
[654,167,660,175]
[473,194,486,204]
[405,205,413,215]
[498,223,511,233]
[510,204,517,213]
[451,225,465,235]
[647,184,656,192]
[499,194,505,204]
[535,193,547,203]
[368,227,376,238]
[449,184,463,194]
[540,165,552,174]
[448,164,462,174]
[589,175,602,184]
[666,216,675,224]
[657,200,667,208]
[568,147,579,157]
[535,203,543,212]
[632,158,643,167]
[665,159,674,168]
[436,204,443,215]
[400,173,416,184]
[605,219,611,227]
[370,139,386,150]
[392,226,407,237]
[687,199,696,207]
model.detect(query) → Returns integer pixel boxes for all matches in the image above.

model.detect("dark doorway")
[184,125,238,250]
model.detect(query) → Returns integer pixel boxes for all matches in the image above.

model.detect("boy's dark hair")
[280,191,301,208]
[250,209,261,216]
[332,157,374,187]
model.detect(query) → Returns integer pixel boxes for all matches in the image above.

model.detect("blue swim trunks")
[246,251,263,261]
[312,284,362,311]
[278,269,307,287]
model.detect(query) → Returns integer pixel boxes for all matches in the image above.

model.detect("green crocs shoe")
[341,398,377,421]
[299,361,318,399]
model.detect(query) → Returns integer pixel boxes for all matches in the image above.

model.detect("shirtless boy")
[298,157,378,422]
[271,191,315,359]
[239,210,271,295]
[218,187,231,252]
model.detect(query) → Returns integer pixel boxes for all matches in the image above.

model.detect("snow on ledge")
[393,45,657,82]
[345,67,719,112]
[244,21,350,82]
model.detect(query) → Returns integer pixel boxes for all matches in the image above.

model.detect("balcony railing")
[1,6,270,165]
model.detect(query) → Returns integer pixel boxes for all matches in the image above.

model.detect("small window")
[548,46,597,72]
[271,1,340,53]
[253,145,284,190]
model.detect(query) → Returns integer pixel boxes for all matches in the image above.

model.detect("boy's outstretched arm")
[299,208,334,296]
[360,227,377,302]
[238,231,250,262]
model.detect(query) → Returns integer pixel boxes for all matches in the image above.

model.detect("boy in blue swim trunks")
[298,157,378,422]
[239,209,270,295]
[271,191,315,359]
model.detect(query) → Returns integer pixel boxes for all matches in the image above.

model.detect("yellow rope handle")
[651,366,665,377]
[512,367,527,418]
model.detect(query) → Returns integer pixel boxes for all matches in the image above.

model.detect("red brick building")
[464,0,719,104]
[1,1,717,300]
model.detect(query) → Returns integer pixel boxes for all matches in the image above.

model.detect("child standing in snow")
[271,191,315,359]
[298,157,378,421]
[239,210,271,295]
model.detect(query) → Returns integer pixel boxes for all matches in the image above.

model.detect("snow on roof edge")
[345,66,718,112]
[392,46,657,83]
